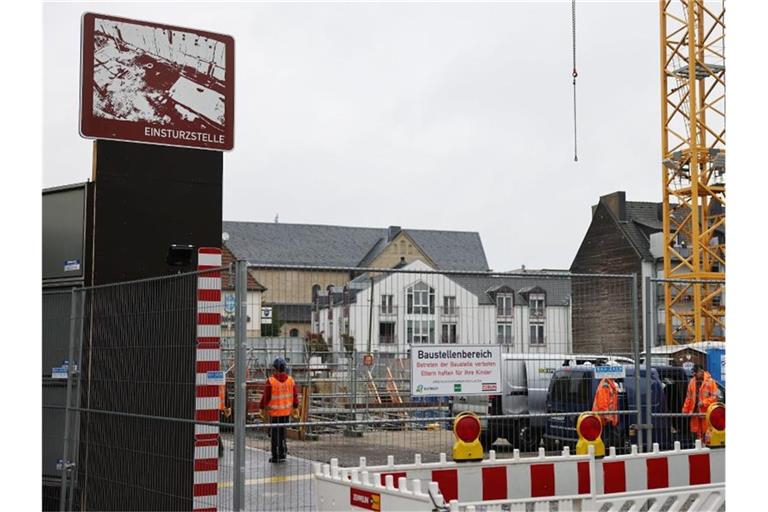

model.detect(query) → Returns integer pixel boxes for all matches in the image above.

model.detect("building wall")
[221,290,262,336]
[570,202,642,355]
[368,232,435,269]
[317,262,571,355]
[250,269,351,304]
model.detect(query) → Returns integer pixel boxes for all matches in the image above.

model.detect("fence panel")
[43,267,236,511]
[233,263,640,510]
[646,277,726,452]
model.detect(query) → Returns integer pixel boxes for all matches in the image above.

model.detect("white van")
[450,352,634,451]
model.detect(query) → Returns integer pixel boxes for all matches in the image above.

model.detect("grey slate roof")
[451,274,572,307]
[222,221,489,271]
[615,201,662,262]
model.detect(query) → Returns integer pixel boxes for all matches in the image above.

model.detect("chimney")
[600,191,627,221]
[387,225,402,242]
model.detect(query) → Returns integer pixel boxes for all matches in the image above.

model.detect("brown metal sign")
[80,13,234,151]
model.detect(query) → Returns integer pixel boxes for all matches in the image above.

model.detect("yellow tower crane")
[659,0,725,344]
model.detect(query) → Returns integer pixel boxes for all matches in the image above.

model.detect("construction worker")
[259,357,299,463]
[592,377,620,449]
[218,382,231,458]
[682,364,718,442]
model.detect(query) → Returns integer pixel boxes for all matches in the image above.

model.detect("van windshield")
[550,373,592,405]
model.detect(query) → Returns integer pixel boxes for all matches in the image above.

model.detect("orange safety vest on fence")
[682,372,718,435]
[267,375,295,417]
[592,378,619,426]
[219,384,226,411]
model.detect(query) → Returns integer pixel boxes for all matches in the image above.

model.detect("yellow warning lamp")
[575,413,605,457]
[706,402,725,448]
[452,412,484,462]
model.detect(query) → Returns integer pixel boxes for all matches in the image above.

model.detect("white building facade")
[313,261,572,355]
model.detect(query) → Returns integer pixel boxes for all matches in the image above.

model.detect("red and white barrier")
[594,441,725,495]
[315,442,725,511]
[314,461,445,512]
[193,247,222,512]
[349,448,592,503]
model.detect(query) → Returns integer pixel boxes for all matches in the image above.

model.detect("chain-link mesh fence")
[234,264,641,511]
[43,267,234,511]
[45,264,729,511]
[645,277,726,453]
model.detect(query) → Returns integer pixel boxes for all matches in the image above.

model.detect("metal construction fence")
[643,277,726,453]
[42,262,725,511]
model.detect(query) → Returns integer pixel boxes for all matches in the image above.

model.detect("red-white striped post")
[194,247,222,512]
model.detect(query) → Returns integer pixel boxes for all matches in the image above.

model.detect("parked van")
[450,353,634,451]
[543,365,667,452]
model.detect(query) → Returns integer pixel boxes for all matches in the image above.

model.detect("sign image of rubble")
[80,13,234,150]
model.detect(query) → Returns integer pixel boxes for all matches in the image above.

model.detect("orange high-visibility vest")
[682,372,718,435]
[219,385,226,411]
[592,378,619,426]
[267,375,295,417]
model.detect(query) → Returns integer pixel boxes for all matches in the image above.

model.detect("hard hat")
[273,357,287,372]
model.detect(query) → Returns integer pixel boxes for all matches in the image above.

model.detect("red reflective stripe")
[198,268,222,277]
[482,466,507,500]
[197,338,221,346]
[193,483,217,497]
[195,433,218,442]
[193,508,217,512]
[195,438,219,447]
[431,469,458,502]
[199,247,222,254]
[689,454,711,485]
[197,385,220,398]
[602,461,626,494]
[196,409,218,422]
[198,289,222,302]
[198,313,221,325]
[380,472,407,488]
[197,361,220,373]
[530,464,555,497]
[577,461,591,494]
[646,458,669,489]
[195,458,218,472]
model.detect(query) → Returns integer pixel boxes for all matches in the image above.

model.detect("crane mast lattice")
[659,0,725,344]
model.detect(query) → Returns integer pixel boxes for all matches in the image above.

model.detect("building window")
[312,284,321,300]
[381,294,394,315]
[442,296,457,316]
[289,328,299,337]
[497,323,513,344]
[497,294,513,317]
[529,293,546,318]
[328,320,334,345]
[441,323,458,344]
[407,282,435,314]
[380,321,396,344]
[530,323,545,345]
[407,320,434,344]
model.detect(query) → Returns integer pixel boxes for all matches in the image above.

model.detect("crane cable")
[571,0,578,162]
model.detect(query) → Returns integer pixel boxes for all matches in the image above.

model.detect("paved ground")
[218,436,316,511]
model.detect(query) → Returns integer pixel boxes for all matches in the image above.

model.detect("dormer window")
[496,294,513,317]
[529,293,546,318]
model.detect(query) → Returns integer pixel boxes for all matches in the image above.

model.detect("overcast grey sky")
[43,1,662,271]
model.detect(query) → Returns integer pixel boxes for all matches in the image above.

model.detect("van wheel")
[516,426,540,453]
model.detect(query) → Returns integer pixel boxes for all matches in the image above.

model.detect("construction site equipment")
[314,441,724,511]
[575,413,605,456]
[659,0,726,344]
[706,402,725,447]
[452,412,483,462]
